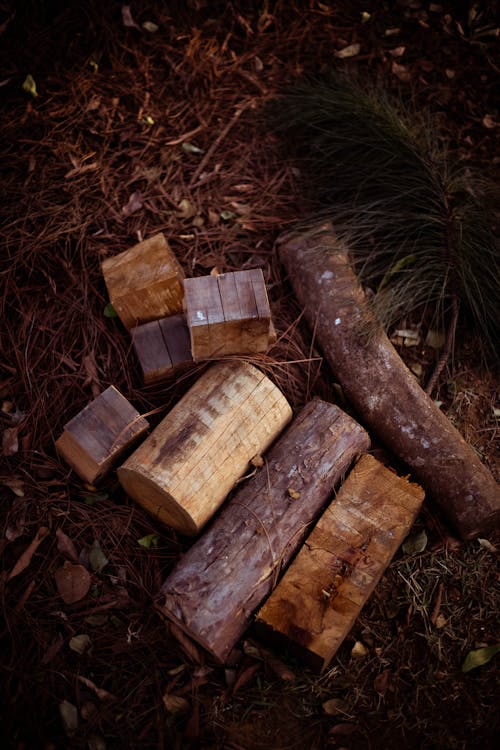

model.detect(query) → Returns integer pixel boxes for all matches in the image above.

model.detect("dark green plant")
[269,75,499,366]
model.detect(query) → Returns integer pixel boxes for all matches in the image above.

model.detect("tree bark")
[278,223,499,539]
[157,399,370,663]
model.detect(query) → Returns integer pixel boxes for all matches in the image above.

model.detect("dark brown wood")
[131,315,192,384]
[255,454,424,671]
[55,386,149,483]
[157,399,370,663]
[278,223,500,539]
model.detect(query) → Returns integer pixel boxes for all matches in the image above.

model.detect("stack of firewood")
[55,230,498,671]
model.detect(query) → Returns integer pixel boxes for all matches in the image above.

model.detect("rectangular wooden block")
[255,453,425,672]
[131,315,193,384]
[183,269,272,361]
[101,234,185,329]
[56,386,149,483]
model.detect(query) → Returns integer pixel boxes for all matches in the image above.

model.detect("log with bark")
[255,453,424,671]
[157,399,370,663]
[278,223,499,539]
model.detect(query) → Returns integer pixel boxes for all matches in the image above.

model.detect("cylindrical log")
[279,223,500,539]
[157,399,370,663]
[118,361,292,535]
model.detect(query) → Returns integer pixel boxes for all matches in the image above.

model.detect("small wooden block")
[183,270,273,361]
[131,315,193,384]
[101,234,185,329]
[255,453,425,672]
[56,386,149,484]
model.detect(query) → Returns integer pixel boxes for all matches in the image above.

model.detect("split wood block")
[117,361,292,536]
[255,453,425,672]
[56,386,149,484]
[157,400,370,664]
[131,315,193,384]
[183,269,272,360]
[101,233,185,329]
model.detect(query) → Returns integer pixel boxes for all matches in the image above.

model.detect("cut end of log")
[254,453,424,671]
[101,233,185,329]
[117,360,292,535]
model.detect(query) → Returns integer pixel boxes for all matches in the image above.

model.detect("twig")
[188,106,247,187]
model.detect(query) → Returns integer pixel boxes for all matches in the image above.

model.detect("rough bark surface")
[158,399,370,663]
[278,224,499,539]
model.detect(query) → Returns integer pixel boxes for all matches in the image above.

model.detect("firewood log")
[157,399,370,663]
[278,223,499,539]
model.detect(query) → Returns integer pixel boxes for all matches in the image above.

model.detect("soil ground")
[1,2,499,749]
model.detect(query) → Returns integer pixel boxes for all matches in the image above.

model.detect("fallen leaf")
[403,529,428,555]
[5,497,27,541]
[56,528,79,562]
[391,61,411,82]
[59,700,78,736]
[69,634,91,654]
[482,114,497,129]
[121,190,143,217]
[103,302,117,318]
[425,329,446,349]
[3,478,25,496]
[77,675,117,702]
[142,21,158,32]
[2,426,19,455]
[410,363,423,378]
[182,142,204,155]
[55,562,91,604]
[462,644,500,673]
[89,540,109,572]
[250,454,264,468]
[374,669,391,695]
[351,641,368,659]
[8,526,49,580]
[328,722,358,738]
[138,533,160,549]
[22,74,38,98]
[287,487,301,499]
[220,209,237,221]
[478,538,497,552]
[267,656,295,682]
[389,46,406,57]
[121,5,140,29]
[435,614,447,629]
[85,613,109,626]
[177,198,196,218]
[323,697,350,716]
[162,693,190,714]
[335,43,361,58]
[230,662,260,696]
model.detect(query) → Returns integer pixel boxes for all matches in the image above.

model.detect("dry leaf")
[121,5,140,29]
[351,641,368,659]
[482,114,497,129]
[3,478,25,496]
[323,697,350,716]
[389,46,406,57]
[59,700,78,736]
[121,190,143,217]
[56,528,79,562]
[77,675,117,702]
[69,634,91,654]
[162,693,190,714]
[2,426,19,455]
[250,454,264,468]
[335,43,361,58]
[177,198,196,218]
[287,487,301,499]
[55,562,91,604]
[8,526,49,580]
[391,61,411,82]
[5,496,27,541]
[373,669,391,695]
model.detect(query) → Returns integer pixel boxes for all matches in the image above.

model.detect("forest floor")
[1,2,499,749]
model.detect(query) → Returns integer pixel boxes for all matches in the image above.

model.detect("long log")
[157,399,370,663]
[278,223,499,539]
[255,454,424,671]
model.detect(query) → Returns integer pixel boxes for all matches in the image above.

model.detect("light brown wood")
[157,399,370,663]
[279,223,500,539]
[101,233,185,329]
[183,269,273,361]
[255,453,424,671]
[117,361,292,535]
[131,315,193,384]
[55,386,149,484]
